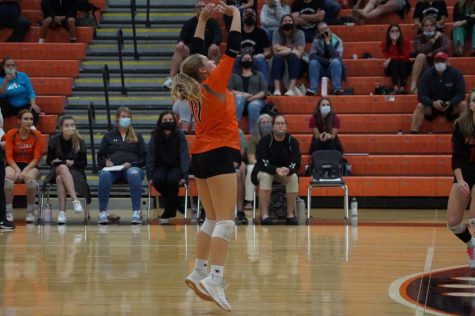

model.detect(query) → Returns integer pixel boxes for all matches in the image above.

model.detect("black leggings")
[152,167,182,218]
[385,60,410,88]
[1,100,39,125]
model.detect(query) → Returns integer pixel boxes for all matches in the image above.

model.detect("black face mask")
[282,23,293,31]
[244,17,255,26]
[162,121,176,131]
[241,60,253,69]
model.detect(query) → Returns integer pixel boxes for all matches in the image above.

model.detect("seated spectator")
[0,0,30,42]
[229,52,267,131]
[308,97,343,153]
[352,0,409,22]
[0,144,14,229]
[235,128,249,225]
[97,107,146,225]
[307,21,345,96]
[381,24,411,94]
[291,0,325,43]
[146,111,190,224]
[172,99,194,134]
[260,0,291,42]
[0,57,41,125]
[40,0,78,43]
[224,0,255,31]
[452,0,475,56]
[413,0,448,32]
[45,115,89,225]
[3,110,43,223]
[410,52,466,133]
[244,114,273,210]
[163,0,222,89]
[409,16,448,93]
[240,8,272,87]
[271,14,306,96]
[251,114,301,225]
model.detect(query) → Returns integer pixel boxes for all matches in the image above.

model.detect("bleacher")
[0,0,469,211]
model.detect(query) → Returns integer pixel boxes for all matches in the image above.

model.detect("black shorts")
[425,104,458,122]
[16,162,29,171]
[191,147,239,179]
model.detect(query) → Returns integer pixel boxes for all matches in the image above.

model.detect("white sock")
[6,204,12,212]
[195,258,208,274]
[38,38,45,44]
[467,238,475,248]
[211,265,224,280]
[469,219,475,233]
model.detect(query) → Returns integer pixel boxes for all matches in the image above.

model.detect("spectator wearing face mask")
[308,97,343,153]
[260,0,291,42]
[244,114,273,210]
[410,52,466,133]
[228,52,267,132]
[381,24,411,94]
[409,16,449,93]
[97,107,147,225]
[146,111,190,224]
[240,8,272,88]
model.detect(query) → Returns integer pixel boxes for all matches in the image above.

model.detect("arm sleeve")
[45,137,55,166]
[23,74,36,100]
[417,72,433,107]
[178,131,190,180]
[448,70,466,107]
[288,137,301,175]
[33,132,43,162]
[133,134,147,168]
[225,31,242,58]
[145,134,155,180]
[4,133,14,165]
[256,136,277,174]
[452,123,467,171]
[74,141,87,169]
[179,20,193,44]
[97,134,108,169]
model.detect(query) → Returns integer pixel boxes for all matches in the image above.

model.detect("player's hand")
[199,3,215,21]
[457,180,471,196]
[217,1,237,16]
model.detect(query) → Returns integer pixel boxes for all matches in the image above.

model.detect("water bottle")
[321,77,329,96]
[43,203,52,223]
[191,207,197,224]
[296,197,306,225]
[350,198,358,225]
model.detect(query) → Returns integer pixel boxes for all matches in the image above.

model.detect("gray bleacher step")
[81,59,171,74]
[87,42,175,57]
[101,11,193,24]
[68,95,172,108]
[73,76,167,92]
[95,27,180,40]
[107,0,195,9]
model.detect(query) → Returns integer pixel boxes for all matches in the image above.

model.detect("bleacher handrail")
[102,64,113,130]
[145,0,151,27]
[87,102,98,174]
[130,0,140,60]
[117,29,127,96]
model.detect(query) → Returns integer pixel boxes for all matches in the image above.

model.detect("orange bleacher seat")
[0,43,87,60]
[0,27,94,43]
[21,0,105,11]
[3,115,57,135]
[15,60,81,78]
[36,96,66,115]
[30,77,73,96]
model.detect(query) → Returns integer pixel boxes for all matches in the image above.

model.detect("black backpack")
[260,102,279,117]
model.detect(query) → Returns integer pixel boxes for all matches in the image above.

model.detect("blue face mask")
[119,117,131,128]
[423,31,435,37]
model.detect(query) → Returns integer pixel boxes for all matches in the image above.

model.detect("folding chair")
[147,180,194,222]
[11,181,41,224]
[307,150,349,224]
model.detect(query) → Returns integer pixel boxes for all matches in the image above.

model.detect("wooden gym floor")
[0,208,473,315]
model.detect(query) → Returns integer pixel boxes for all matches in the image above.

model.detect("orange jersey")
[4,128,43,166]
[189,54,240,154]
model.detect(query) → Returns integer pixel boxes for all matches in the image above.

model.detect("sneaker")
[467,246,475,268]
[273,89,281,96]
[6,210,13,222]
[131,210,142,225]
[163,77,173,89]
[235,211,249,225]
[0,220,15,229]
[25,212,35,223]
[57,211,67,225]
[72,200,84,213]
[243,201,253,210]
[284,89,296,96]
[306,89,317,96]
[295,84,306,96]
[185,270,212,301]
[98,211,109,225]
[332,88,345,95]
[261,217,273,225]
[159,218,170,225]
[286,216,298,225]
[199,275,231,311]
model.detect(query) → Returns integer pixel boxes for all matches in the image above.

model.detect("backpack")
[260,102,279,117]
[269,185,287,218]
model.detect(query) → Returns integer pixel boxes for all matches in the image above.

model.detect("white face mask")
[434,62,447,73]
[390,32,400,41]
[63,127,76,136]
[320,105,331,116]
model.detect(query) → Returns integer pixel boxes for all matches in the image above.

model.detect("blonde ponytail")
[171,54,205,109]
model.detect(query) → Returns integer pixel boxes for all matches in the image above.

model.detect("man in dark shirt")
[0,0,30,42]
[164,0,222,89]
[291,0,325,43]
[410,52,466,133]
[252,115,301,225]
[413,0,448,31]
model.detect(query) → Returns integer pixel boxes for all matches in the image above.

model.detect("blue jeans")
[98,167,145,212]
[308,58,343,91]
[235,95,265,133]
[323,0,341,24]
[271,54,301,81]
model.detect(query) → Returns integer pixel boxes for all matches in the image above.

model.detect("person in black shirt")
[0,0,30,42]
[410,52,466,133]
[447,89,475,268]
[0,145,14,229]
[413,0,448,31]
[251,114,301,225]
[224,0,255,30]
[164,0,222,89]
[452,0,475,56]
[146,111,190,224]
[40,0,78,43]
[291,0,325,43]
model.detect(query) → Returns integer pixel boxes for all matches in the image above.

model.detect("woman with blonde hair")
[447,89,475,268]
[174,1,241,312]
[45,115,89,225]
[96,106,146,225]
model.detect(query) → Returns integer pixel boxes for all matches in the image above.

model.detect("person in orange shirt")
[171,1,241,312]
[3,109,43,223]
